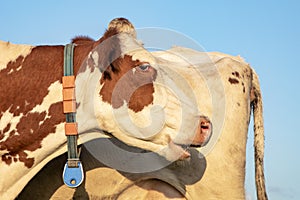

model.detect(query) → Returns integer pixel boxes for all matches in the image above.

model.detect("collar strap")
[62,43,84,188]
[63,43,78,159]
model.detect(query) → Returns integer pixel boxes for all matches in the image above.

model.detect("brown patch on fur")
[76,28,121,75]
[71,36,95,45]
[228,77,239,84]
[231,71,240,78]
[0,102,65,168]
[0,46,64,116]
[242,82,246,93]
[95,25,157,112]
[75,18,137,75]
[100,55,157,112]
[0,45,67,167]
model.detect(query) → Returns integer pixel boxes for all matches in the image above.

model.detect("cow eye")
[137,64,151,71]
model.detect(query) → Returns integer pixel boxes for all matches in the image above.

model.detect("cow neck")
[62,43,84,188]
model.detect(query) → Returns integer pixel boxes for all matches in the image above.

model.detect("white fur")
[0,41,33,71]
[0,110,23,143]
[31,81,62,114]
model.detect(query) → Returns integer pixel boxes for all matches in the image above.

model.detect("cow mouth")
[174,143,200,150]
[175,143,190,150]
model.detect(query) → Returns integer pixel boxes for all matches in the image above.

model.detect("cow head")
[76,18,212,162]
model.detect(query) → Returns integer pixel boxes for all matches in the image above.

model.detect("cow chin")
[158,140,191,162]
[162,116,212,161]
[170,140,191,160]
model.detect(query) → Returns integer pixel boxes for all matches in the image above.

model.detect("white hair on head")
[108,18,137,38]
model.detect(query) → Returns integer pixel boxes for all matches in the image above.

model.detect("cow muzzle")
[192,115,212,147]
[172,115,212,160]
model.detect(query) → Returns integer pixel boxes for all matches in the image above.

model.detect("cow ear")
[108,18,137,38]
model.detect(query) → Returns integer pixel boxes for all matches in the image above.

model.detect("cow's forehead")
[118,33,157,66]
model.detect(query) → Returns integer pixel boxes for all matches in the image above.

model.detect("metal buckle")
[67,158,80,168]
[63,159,84,188]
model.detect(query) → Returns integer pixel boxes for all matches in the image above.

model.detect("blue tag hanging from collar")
[63,159,84,187]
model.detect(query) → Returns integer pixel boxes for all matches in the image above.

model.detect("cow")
[0,18,267,199]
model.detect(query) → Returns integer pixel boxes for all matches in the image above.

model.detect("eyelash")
[137,64,151,71]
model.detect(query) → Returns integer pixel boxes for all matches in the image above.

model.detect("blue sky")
[1,1,299,199]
